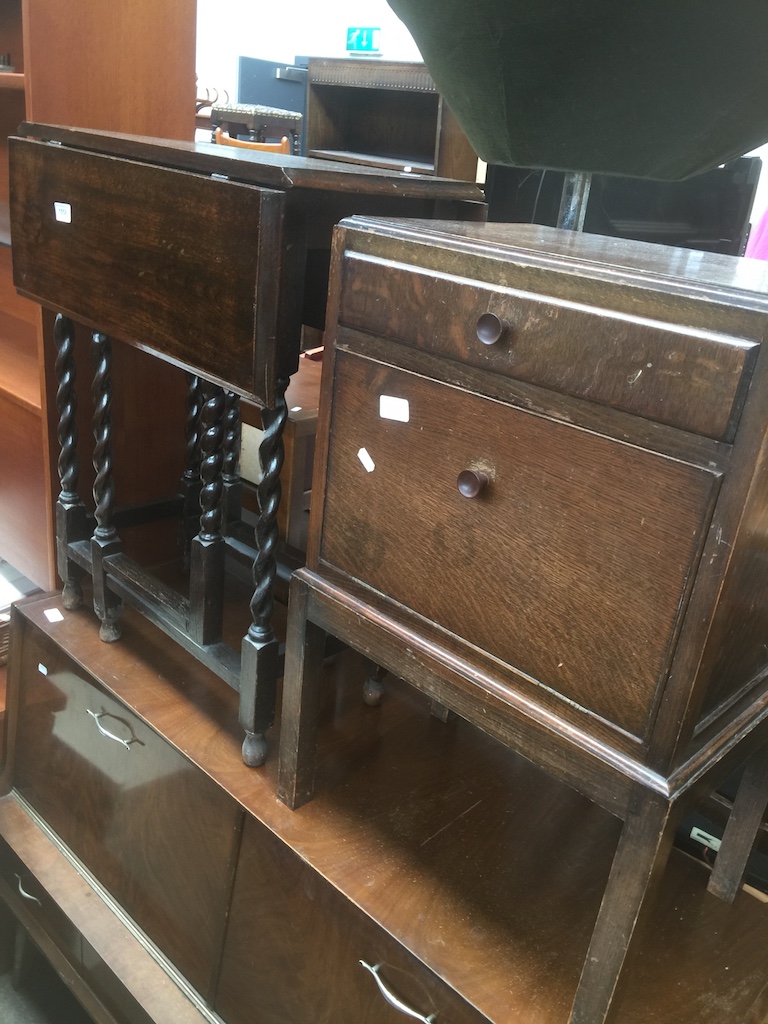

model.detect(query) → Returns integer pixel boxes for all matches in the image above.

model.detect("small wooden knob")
[457,469,489,498]
[476,312,509,346]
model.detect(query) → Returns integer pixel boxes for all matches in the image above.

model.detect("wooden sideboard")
[2,593,768,1024]
[279,217,768,1022]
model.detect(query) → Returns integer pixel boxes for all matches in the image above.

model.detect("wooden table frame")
[9,124,484,767]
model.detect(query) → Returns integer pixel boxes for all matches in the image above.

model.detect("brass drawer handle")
[475,311,509,346]
[359,961,436,1023]
[15,874,41,906]
[457,469,489,498]
[87,709,138,750]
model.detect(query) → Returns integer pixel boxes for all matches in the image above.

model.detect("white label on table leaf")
[37,663,48,676]
[53,202,72,223]
[358,447,375,473]
[379,395,409,422]
[44,607,64,623]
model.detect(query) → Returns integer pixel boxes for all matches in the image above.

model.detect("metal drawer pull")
[15,875,41,906]
[359,961,436,1023]
[87,709,138,749]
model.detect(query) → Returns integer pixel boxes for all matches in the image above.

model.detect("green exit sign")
[346,27,381,52]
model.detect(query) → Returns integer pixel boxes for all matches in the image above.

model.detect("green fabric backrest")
[387,0,768,179]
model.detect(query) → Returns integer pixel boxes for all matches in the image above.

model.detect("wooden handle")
[457,469,489,498]
[476,312,509,346]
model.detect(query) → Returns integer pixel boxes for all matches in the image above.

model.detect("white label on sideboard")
[37,663,48,676]
[44,607,64,622]
[358,447,375,473]
[379,395,409,422]
[54,202,72,223]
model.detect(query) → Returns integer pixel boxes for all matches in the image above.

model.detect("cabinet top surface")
[340,215,768,307]
[15,123,484,203]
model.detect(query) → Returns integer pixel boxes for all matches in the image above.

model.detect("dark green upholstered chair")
[387,0,768,179]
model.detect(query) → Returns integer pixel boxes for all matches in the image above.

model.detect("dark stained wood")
[18,123,486,204]
[5,594,768,1024]
[319,349,719,742]
[10,618,244,1001]
[10,139,285,401]
[0,793,217,1024]
[707,744,768,902]
[305,58,478,181]
[284,217,768,1023]
[9,126,485,765]
[337,249,757,441]
[216,812,489,1024]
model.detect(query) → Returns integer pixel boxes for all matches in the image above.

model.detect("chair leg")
[569,789,678,1024]
[707,743,768,903]
[277,574,326,809]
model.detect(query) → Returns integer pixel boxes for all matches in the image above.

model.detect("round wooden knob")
[457,469,489,498]
[476,312,509,346]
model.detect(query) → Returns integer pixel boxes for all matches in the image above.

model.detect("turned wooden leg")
[707,743,768,902]
[222,390,243,530]
[362,662,387,706]
[189,380,226,647]
[240,377,288,766]
[277,572,326,809]
[90,331,122,643]
[569,789,679,1024]
[54,314,88,609]
[179,373,202,558]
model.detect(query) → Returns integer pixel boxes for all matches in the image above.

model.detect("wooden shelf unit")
[305,58,478,181]
[0,0,196,590]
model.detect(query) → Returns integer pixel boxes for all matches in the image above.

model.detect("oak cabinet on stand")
[278,216,768,1023]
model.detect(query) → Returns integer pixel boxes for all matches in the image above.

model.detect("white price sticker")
[379,395,410,423]
[54,202,72,223]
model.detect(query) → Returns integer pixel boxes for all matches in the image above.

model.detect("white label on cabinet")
[379,395,410,422]
[358,447,375,473]
[44,607,64,623]
[37,663,48,676]
[53,202,72,223]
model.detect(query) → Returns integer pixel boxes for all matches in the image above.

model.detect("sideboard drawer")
[0,838,80,963]
[338,250,757,440]
[12,626,242,1000]
[318,351,720,741]
[216,813,489,1024]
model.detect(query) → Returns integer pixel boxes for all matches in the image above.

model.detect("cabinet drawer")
[0,838,80,962]
[12,627,242,999]
[216,814,488,1024]
[318,351,720,740]
[338,251,757,440]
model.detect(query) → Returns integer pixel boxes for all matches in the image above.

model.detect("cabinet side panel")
[23,0,196,142]
[0,391,51,586]
[695,427,768,725]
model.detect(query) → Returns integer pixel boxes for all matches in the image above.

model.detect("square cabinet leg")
[278,574,327,809]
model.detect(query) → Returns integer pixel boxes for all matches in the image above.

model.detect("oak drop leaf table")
[8,124,484,766]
